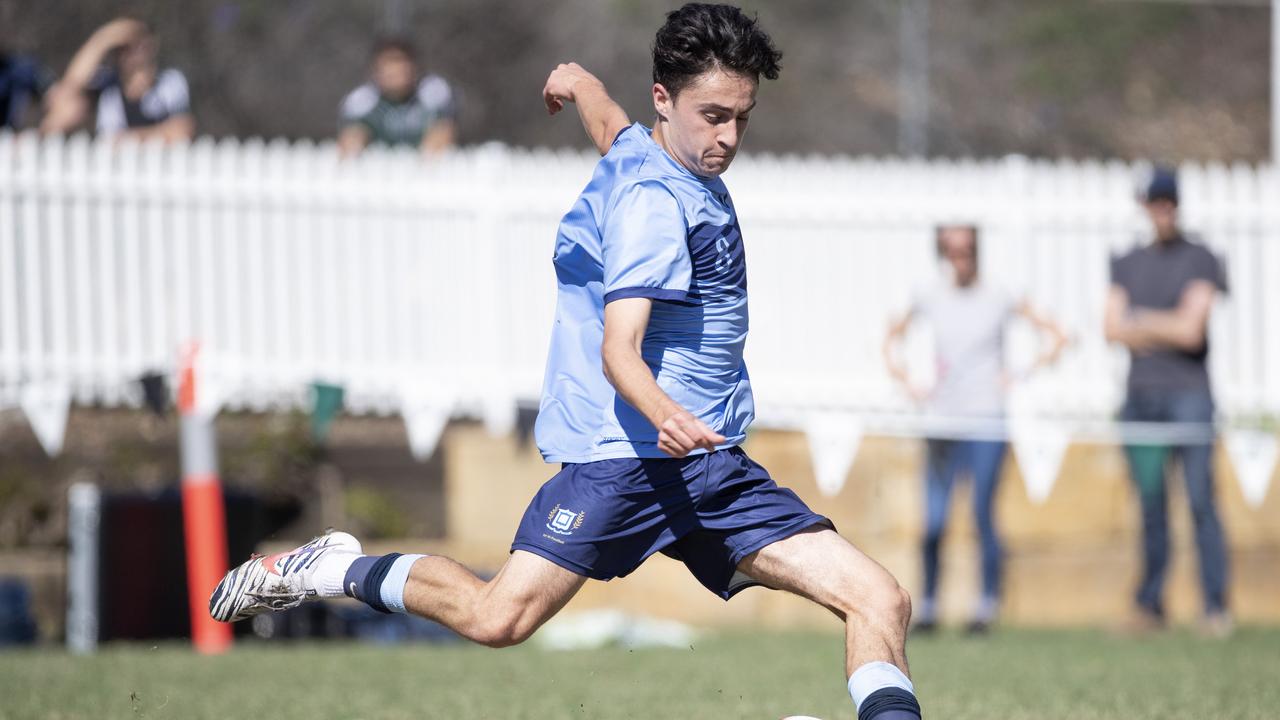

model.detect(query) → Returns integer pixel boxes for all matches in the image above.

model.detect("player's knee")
[471,618,527,648]
[470,609,536,649]
[471,619,522,648]
[848,575,912,631]
[895,585,913,628]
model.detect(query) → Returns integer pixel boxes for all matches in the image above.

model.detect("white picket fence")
[1,132,1278,435]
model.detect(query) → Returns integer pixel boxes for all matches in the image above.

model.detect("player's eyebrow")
[699,100,757,115]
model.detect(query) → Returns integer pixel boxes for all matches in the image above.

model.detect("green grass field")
[3,628,1278,719]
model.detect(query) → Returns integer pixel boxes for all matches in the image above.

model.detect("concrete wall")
[429,424,1280,628]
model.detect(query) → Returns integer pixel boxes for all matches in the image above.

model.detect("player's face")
[653,69,757,178]
[1144,199,1178,241]
[373,50,417,101]
[118,34,157,78]
[939,228,978,286]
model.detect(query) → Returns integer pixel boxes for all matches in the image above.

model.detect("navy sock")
[858,687,922,720]
[343,553,403,614]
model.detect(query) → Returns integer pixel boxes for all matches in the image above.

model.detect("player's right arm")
[1121,280,1216,353]
[543,63,630,156]
[602,297,725,458]
[337,125,370,158]
[1104,285,1154,353]
[42,18,146,134]
[882,310,928,403]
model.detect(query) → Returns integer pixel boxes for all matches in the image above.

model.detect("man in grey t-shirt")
[884,224,1066,632]
[1105,167,1230,636]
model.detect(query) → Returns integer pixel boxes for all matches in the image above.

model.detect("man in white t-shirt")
[883,224,1066,633]
[41,18,193,142]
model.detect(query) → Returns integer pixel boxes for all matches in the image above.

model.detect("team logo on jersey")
[546,504,586,536]
[714,234,735,273]
[686,222,745,299]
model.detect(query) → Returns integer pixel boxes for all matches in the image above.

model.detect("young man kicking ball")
[210,5,920,718]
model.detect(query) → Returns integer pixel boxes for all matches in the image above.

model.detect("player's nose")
[717,123,742,150]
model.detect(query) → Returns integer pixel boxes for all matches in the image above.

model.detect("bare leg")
[401,549,587,648]
[738,526,912,677]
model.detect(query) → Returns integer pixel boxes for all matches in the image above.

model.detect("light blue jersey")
[535,123,754,463]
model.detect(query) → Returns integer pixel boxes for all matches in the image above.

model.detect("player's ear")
[652,83,672,120]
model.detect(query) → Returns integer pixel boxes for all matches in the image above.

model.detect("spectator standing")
[0,47,51,130]
[338,37,456,158]
[1104,167,1231,637]
[884,224,1067,633]
[41,18,193,141]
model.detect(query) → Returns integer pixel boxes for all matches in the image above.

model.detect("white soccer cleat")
[208,530,362,623]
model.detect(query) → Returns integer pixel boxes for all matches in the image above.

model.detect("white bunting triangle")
[483,393,518,437]
[20,381,72,457]
[803,412,863,497]
[1224,429,1277,508]
[1010,418,1069,504]
[400,385,456,461]
[403,406,451,461]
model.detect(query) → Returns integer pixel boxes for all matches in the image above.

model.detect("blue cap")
[1143,167,1178,205]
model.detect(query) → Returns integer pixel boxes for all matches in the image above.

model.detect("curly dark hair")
[652,3,782,99]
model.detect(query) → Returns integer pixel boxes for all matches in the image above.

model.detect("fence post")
[66,482,100,654]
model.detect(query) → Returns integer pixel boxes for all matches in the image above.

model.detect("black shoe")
[910,619,938,635]
[965,619,991,635]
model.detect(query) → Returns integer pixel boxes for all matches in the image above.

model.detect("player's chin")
[699,155,734,175]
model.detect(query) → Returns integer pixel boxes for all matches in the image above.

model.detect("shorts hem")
[721,514,835,600]
[541,440,746,465]
[510,542,605,581]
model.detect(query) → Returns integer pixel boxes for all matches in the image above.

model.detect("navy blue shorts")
[510,446,831,599]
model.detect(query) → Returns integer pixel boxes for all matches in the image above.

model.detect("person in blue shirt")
[211,6,920,718]
[0,48,51,130]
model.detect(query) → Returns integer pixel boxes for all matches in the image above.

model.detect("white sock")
[848,661,915,711]
[312,552,362,598]
[975,595,999,623]
[916,597,937,623]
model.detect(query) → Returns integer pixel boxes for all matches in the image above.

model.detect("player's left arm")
[602,297,725,458]
[1014,299,1069,374]
[121,113,195,143]
[1122,279,1217,353]
[419,118,457,155]
[118,71,195,143]
[543,62,630,156]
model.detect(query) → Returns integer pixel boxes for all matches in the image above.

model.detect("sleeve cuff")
[604,287,690,304]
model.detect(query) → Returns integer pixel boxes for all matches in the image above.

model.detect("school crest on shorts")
[546,504,586,536]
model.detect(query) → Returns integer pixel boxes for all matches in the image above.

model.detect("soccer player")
[211,5,921,718]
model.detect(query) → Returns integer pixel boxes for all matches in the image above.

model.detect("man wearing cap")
[1104,167,1231,637]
